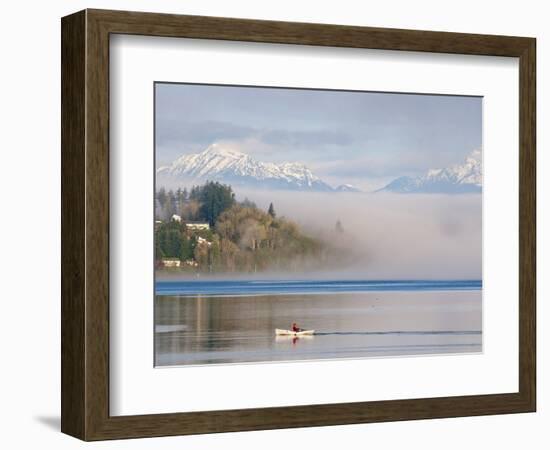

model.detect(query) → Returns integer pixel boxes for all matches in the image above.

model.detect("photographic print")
[154,83,482,367]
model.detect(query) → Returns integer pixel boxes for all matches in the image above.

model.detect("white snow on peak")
[157,143,334,191]
[445,148,482,186]
[380,149,482,194]
[202,143,246,159]
[335,183,361,192]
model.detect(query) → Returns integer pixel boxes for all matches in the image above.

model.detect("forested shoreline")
[155,182,326,274]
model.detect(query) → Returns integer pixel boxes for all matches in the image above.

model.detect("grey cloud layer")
[156,83,482,185]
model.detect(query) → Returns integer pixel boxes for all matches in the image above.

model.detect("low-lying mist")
[236,190,482,280]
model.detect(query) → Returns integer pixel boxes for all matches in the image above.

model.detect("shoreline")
[155,288,482,299]
[154,279,482,297]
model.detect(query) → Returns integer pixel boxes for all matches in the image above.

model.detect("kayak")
[275,328,315,336]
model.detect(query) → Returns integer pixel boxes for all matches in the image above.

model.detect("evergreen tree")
[335,219,344,233]
[157,187,167,208]
[268,202,276,218]
[196,181,236,226]
[189,185,200,200]
[240,197,257,209]
[167,190,175,211]
[179,235,194,260]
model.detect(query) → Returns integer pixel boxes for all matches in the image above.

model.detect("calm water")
[156,279,481,296]
[155,280,482,367]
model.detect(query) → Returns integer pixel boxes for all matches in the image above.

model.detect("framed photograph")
[61,9,536,440]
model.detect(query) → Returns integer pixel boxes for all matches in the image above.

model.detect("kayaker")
[291,322,301,332]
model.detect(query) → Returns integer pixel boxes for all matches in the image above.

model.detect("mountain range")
[157,144,481,194]
[377,149,482,194]
[157,143,360,192]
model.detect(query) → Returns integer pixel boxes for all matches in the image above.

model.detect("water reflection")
[155,291,481,366]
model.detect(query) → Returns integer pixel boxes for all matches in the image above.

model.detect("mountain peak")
[203,143,247,159]
[378,149,482,194]
[157,144,335,191]
[335,184,361,192]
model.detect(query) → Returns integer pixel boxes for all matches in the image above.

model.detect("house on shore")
[161,257,181,268]
[185,221,210,231]
[196,236,212,246]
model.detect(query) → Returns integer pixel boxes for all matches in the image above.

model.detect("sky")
[155,82,482,191]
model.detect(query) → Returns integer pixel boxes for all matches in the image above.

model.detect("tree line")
[156,182,236,226]
[155,182,325,273]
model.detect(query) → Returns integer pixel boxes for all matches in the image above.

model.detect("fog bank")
[237,190,482,280]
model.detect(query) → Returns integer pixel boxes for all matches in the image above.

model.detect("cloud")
[235,190,482,279]
[158,120,353,154]
[157,121,360,169]
[310,150,443,180]
[261,129,353,147]
[156,120,255,148]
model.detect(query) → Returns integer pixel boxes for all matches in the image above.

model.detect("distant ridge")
[157,143,360,192]
[335,184,361,192]
[378,149,482,194]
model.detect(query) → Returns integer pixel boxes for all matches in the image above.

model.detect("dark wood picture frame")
[61,9,536,441]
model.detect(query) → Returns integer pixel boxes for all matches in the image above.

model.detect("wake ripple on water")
[313,330,481,336]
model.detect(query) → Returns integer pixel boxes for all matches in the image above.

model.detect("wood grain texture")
[61,10,86,439]
[518,39,536,410]
[89,8,532,56]
[61,9,536,441]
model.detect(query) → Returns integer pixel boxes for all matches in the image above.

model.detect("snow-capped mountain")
[335,184,361,192]
[157,143,337,191]
[378,149,482,194]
